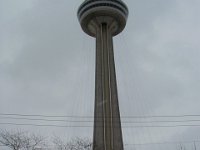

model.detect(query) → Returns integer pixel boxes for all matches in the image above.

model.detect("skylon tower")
[77,0,128,149]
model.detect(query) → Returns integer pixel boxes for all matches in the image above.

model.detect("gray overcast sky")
[1,0,200,149]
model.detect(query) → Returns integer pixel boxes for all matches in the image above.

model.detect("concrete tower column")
[94,22,123,150]
[77,1,129,150]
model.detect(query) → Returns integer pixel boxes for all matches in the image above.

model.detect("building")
[77,0,128,149]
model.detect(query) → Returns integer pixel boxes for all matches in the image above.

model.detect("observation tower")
[77,0,128,150]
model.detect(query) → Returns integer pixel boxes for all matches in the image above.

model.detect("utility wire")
[124,140,200,146]
[2,116,200,124]
[0,141,199,148]
[1,113,200,119]
[0,141,199,147]
[1,122,200,128]
[1,141,199,148]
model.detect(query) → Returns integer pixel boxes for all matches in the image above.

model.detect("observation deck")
[77,0,129,37]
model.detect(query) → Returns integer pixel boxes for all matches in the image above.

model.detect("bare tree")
[22,134,46,150]
[53,137,92,150]
[53,136,68,150]
[0,130,46,150]
[177,144,186,150]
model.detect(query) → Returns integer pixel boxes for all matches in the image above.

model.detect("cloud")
[1,0,200,148]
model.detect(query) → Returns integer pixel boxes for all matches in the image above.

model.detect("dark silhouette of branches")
[53,136,92,150]
[0,130,45,150]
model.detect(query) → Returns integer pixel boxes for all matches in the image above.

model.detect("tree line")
[0,129,92,150]
[0,129,198,150]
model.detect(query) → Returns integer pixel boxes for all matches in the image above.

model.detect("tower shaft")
[93,23,123,150]
[77,1,128,149]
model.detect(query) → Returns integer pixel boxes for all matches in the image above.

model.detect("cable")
[0,113,92,118]
[1,113,200,118]
[0,122,91,128]
[1,122,200,128]
[124,140,200,146]
[0,116,93,122]
[0,141,199,148]
[2,116,200,124]
[0,140,199,148]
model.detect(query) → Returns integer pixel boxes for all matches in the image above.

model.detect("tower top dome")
[77,0,129,37]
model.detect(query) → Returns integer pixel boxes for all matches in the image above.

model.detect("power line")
[1,113,200,119]
[1,141,200,149]
[124,140,200,146]
[0,141,199,147]
[1,122,200,128]
[0,116,93,123]
[0,122,91,128]
[0,141,199,148]
[0,113,86,118]
[2,116,200,124]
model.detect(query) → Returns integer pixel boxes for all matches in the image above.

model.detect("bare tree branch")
[0,130,46,150]
[53,136,92,150]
